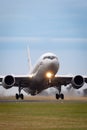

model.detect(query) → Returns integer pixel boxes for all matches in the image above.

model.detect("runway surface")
[0,96,87,103]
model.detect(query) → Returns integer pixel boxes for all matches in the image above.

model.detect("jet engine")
[71,75,84,89]
[2,75,15,89]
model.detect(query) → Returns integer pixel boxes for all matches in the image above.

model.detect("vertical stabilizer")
[27,47,32,73]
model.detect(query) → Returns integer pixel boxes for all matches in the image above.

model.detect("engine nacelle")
[2,75,15,89]
[71,75,84,89]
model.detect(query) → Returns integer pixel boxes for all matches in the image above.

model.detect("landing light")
[46,72,53,78]
[29,74,34,78]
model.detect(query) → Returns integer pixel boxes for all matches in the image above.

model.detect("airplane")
[0,51,87,100]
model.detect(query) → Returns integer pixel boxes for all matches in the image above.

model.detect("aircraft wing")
[51,75,87,89]
[0,74,87,88]
[14,76,32,87]
[53,75,72,86]
[0,74,87,98]
[0,75,32,89]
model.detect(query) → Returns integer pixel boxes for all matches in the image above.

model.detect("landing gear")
[56,85,64,100]
[15,93,24,100]
[15,86,24,100]
[56,93,64,100]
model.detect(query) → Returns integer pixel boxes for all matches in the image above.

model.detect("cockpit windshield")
[43,56,57,60]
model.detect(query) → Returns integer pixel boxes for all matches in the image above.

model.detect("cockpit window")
[43,56,57,60]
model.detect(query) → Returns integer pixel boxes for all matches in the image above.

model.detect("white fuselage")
[30,53,59,81]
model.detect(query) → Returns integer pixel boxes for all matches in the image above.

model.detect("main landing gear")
[56,86,64,100]
[56,93,64,100]
[15,86,24,100]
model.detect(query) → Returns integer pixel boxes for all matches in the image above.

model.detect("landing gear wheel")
[20,94,24,100]
[15,86,24,100]
[16,93,19,100]
[56,94,59,99]
[56,93,64,100]
[60,93,64,99]
[15,93,24,100]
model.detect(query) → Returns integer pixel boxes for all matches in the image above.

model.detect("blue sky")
[0,0,87,75]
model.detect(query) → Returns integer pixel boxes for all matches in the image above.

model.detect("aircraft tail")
[27,47,32,73]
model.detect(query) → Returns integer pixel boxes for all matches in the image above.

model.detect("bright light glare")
[46,72,53,78]
[29,74,34,78]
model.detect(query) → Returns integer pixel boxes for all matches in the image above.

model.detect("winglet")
[27,47,32,73]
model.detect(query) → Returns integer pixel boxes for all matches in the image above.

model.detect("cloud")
[50,38,87,43]
[0,37,41,43]
[0,37,87,44]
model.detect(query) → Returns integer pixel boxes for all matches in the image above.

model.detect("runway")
[0,97,87,130]
[0,96,87,103]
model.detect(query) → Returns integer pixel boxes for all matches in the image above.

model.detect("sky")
[0,0,87,95]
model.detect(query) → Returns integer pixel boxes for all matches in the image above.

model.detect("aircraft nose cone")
[48,61,59,74]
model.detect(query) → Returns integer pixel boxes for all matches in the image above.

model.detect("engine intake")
[72,75,84,89]
[2,75,15,89]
